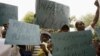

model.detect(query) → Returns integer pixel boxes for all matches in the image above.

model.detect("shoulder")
[85,25,93,30]
[85,25,95,34]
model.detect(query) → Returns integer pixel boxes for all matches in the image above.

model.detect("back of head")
[60,24,69,32]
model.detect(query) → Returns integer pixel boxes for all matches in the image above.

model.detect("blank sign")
[5,19,41,45]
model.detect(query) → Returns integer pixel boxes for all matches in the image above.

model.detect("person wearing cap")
[40,31,52,56]
[40,31,51,42]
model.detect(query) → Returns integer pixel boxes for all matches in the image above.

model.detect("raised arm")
[91,0,99,28]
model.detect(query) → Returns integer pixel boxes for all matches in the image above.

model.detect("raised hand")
[94,0,99,7]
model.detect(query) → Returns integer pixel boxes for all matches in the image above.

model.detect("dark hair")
[61,24,69,31]
[3,23,9,30]
[2,23,9,38]
[34,14,36,18]
[75,22,79,28]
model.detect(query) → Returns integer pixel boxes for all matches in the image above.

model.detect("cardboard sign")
[52,30,96,56]
[35,0,69,29]
[95,29,100,39]
[0,3,18,26]
[5,19,41,45]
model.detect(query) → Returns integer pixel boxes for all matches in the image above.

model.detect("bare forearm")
[91,6,99,28]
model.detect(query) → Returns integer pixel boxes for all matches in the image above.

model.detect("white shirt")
[0,38,5,45]
[85,25,94,34]
[71,25,94,33]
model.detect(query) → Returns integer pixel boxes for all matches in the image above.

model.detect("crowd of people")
[0,0,100,56]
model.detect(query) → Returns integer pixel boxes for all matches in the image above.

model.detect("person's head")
[60,24,69,32]
[75,21,85,31]
[2,23,9,38]
[3,23,9,30]
[34,14,36,18]
[40,31,51,42]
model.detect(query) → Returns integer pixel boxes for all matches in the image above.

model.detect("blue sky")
[0,0,97,21]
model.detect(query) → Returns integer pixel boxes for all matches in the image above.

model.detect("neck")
[77,28,84,31]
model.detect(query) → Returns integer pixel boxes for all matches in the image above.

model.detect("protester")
[39,31,52,56]
[75,0,100,56]
[59,24,69,32]
[18,45,34,56]
[75,0,99,32]
[2,23,9,38]
[0,24,8,44]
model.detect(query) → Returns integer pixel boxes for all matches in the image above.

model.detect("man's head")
[60,24,69,32]
[2,23,9,38]
[40,31,51,42]
[3,23,9,30]
[75,21,85,31]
